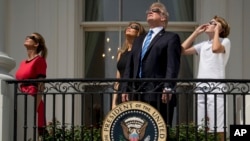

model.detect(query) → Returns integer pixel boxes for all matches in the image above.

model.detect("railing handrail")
[5,78,250,83]
[6,78,250,141]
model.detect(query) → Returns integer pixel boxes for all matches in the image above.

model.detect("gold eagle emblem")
[121,117,148,141]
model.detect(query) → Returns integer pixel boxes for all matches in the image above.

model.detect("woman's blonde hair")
[119,22,145,54]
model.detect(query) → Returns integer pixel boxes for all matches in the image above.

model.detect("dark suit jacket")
[123,29,181,102]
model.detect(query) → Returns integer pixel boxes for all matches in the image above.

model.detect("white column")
[228,0,250,124]
[0,0,16,141]
[242,0,250,124]
[0,0,16,79]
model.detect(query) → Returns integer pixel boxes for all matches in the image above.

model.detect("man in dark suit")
[121,2,181,127]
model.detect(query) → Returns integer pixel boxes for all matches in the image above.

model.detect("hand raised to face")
[214,21,222,33]
[195,24,208,35]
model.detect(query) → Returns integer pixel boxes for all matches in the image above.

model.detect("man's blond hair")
[150,2,169,27]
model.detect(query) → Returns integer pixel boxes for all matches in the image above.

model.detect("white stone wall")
[3,0,83,139]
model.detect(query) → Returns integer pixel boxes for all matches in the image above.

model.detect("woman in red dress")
[15,32,48,136]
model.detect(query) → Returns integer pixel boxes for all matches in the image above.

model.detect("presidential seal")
[102,101,167,141]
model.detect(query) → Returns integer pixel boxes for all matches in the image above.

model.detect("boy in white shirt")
[182,15,230,141]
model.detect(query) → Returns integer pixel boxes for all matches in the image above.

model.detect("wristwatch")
[164,87,172,92]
